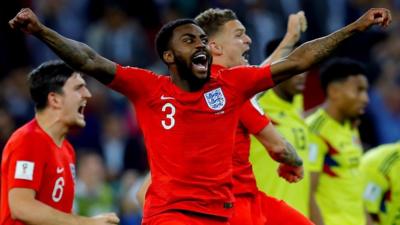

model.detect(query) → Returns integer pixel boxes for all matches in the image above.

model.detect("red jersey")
[109,64,273,219]
[234,99,270,196]
[0,120,76,225]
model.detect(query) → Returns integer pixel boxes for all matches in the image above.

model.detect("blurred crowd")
[1,0,400,224]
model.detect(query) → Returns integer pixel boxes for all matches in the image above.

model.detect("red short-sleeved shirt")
[0,120,76,225]
[109,64,273,220]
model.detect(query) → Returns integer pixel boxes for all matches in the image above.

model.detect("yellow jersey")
[306,108,365,225]
[361,142,400,225]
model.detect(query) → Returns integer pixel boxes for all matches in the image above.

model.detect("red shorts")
[259,192,314,225]
[142,211,230,225]
[230,192,313,225]
[230,194,267,225]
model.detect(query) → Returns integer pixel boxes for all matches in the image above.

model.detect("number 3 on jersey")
[161,103,176,130]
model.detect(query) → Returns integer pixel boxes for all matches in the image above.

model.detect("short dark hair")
[29,60,75,111]
[320,58,367,94]
[155,18,197,62]
[195,8,237,37]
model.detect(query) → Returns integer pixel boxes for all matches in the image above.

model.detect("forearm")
[309,194,325,225]
[309,172,324,225]
[261,33,298,66]
[36,26,92,70]
[35,26,115,84]
[292,23,357,69]
[11,199,85,225]
[270,140,303,167]
[255,125,303,167]
[9,188,89,225]
[271,23,358,84]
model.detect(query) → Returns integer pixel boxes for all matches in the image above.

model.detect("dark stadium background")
[1,0,399,224]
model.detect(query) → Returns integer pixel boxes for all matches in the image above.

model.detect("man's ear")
[48,92,62,109]
[209,41,223,56]
[327,83,341,101]
[163,50,174,64]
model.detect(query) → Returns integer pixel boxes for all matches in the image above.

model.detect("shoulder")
[364,143,400,170]
[306,110,328,134]
[7,122,47,148]
[219,65,261,77]
[117,64,154,75]
[2,122,51,164]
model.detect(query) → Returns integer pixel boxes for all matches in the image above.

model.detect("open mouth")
[191,52,209,72]
[78,103,86,116]
[242,50,250,63]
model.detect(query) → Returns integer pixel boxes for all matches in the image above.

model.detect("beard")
[174,53,212,91]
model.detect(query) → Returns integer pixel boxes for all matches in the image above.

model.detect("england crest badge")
[204,87,226,111]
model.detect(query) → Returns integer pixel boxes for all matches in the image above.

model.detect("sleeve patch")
[308,143,318,162]
[364,182,382,202]
[14,161,35,181]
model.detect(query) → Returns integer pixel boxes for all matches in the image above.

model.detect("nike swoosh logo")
[161,95,175,100]
[56,167,64,174]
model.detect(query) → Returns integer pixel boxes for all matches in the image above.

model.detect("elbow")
[8,189,36,222]
[9,203,28,221]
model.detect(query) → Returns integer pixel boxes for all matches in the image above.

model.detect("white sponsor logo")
[204,87,226,111]
[161,95,175,100]
[15,161,34,180]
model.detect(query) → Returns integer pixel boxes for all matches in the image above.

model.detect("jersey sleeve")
[361,163,388,214]
[222,65,274,101]
[239,98,270,134]
[108,64,158,102]
[6,138,48,192]
[307,133,328,172]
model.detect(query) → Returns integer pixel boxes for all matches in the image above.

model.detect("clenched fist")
[353,8,391,32]
[9,8,44,35]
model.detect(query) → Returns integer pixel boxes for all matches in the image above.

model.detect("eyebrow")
[180,33,207,39]
[236,27,246,32]
[75,80,87,88]
[180,33,196,39]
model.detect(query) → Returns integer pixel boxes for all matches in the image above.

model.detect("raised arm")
[261,11,307,66]
[270,8,391,84]
[9,8,116,84]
